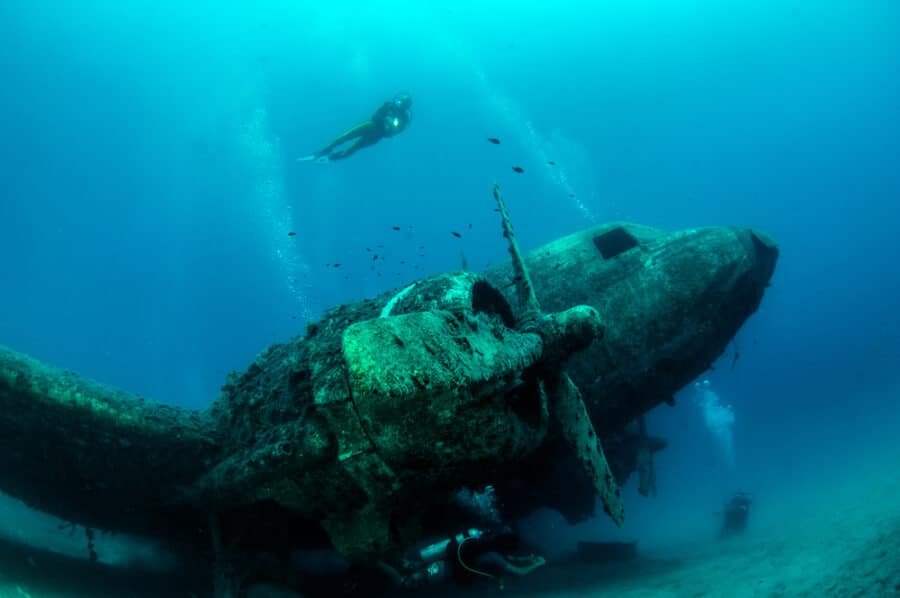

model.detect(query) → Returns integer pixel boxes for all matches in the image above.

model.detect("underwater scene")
[1,1,899,596]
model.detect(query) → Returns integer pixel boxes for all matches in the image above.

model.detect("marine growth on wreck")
[0,198,778,595]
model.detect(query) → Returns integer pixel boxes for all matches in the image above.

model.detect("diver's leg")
[375,560,404,586]
[299,122,372,162]
[320,121,372,153]
[475,552,545,577]
[328,133,379,160]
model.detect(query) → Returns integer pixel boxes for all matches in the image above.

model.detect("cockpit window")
[593,227,639,259]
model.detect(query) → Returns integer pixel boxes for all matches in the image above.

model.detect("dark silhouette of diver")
[298,93,412,163]
[377,526,545,591]
[720,492,752,539]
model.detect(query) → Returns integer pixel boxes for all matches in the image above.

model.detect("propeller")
[493,183,623,525]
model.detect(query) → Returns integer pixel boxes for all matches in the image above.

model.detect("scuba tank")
[418,528,483,563]
[399,528,484,588]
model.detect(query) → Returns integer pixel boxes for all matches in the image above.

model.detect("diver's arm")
[371,102,392,122]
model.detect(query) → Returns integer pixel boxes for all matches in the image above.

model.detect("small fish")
[400,260,406,264]
[366,247,372,252]
[291,315,297,319]
[418,245,425,249]
[392,226,401,231]
[547,160,556,166]
[487,137,501,144]
[731,350,741,370]
[468,223,472,229]
[333,263,341,268]
[568,193,576,198]
[451,231,462,238]
[512,166,524,173]
[373,254,378,260]
[492,208,500,212]
[287,231,297,237]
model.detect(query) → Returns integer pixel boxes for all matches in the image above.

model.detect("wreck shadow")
[419,555,687,597]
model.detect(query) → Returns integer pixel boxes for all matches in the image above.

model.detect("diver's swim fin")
[297,154,330,164]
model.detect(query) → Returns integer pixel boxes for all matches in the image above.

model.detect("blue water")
[1,0,899,590]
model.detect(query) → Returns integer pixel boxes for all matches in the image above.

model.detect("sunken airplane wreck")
[0,187,777,596]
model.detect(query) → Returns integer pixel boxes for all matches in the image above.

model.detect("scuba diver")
[379,526,546,591]
[297,93,412,163]
[720,492,753,539]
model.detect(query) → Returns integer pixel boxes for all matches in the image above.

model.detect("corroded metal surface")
[0,222,777,563]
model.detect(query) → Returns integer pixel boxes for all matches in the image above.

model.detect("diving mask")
[393,93,412,109]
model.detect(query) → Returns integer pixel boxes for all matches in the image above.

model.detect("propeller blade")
[547,372,624,525]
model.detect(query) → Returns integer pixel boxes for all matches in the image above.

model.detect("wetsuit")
[313,100,411,161]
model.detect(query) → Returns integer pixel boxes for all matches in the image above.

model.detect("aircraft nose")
[741,228,779,288]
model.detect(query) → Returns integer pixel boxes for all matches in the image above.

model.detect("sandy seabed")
[2,456,898,598]
[429,457,900,598]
